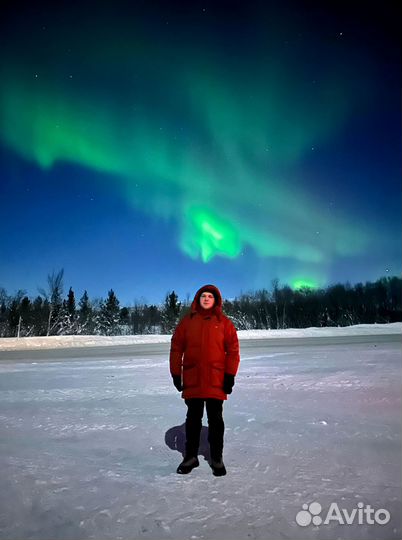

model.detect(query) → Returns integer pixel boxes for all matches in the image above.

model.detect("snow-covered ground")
[0,327,400,540]
[0,322,401,350]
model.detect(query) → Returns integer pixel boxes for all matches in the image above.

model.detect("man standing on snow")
[169,284,240,476]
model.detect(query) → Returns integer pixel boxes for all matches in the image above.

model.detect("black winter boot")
[210,458,226,476]
[177,456,200,474]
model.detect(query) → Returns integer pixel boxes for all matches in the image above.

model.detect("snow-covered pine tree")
[59,287,78,335]
[96,289,121,335]
[77,290,94,334]
[161,291,181,334]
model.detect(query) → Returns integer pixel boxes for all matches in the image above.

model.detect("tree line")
[0,270,400,338]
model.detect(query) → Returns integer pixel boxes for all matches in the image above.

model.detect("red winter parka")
[169,285,240,400]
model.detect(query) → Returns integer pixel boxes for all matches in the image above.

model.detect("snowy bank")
[0,323,400,351]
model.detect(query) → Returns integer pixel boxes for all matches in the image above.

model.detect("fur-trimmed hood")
[190,284,223,319]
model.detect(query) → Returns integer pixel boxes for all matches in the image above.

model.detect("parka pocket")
[210,363,224,388]
[183,364,198,388]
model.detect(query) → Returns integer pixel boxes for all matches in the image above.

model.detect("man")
[169,284,240,476]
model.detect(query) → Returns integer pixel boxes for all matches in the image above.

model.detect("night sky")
[1,1,401,304]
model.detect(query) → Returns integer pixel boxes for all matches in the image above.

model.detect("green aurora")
[0,5,388,292]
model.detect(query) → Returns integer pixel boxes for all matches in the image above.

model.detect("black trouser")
[185,398,224,461]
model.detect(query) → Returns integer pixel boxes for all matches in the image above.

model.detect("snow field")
[0,332,400,539]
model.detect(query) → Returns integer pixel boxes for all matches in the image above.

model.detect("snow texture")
[0,327,400,539]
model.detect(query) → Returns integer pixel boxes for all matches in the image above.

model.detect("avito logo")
[296,501,391,526]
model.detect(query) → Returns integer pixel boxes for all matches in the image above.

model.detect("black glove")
[172,375,182,392]
[223,373,235,394]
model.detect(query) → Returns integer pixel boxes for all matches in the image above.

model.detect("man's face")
[200,291,215,310]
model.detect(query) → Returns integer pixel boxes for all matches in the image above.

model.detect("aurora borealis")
[0,1,400,303]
